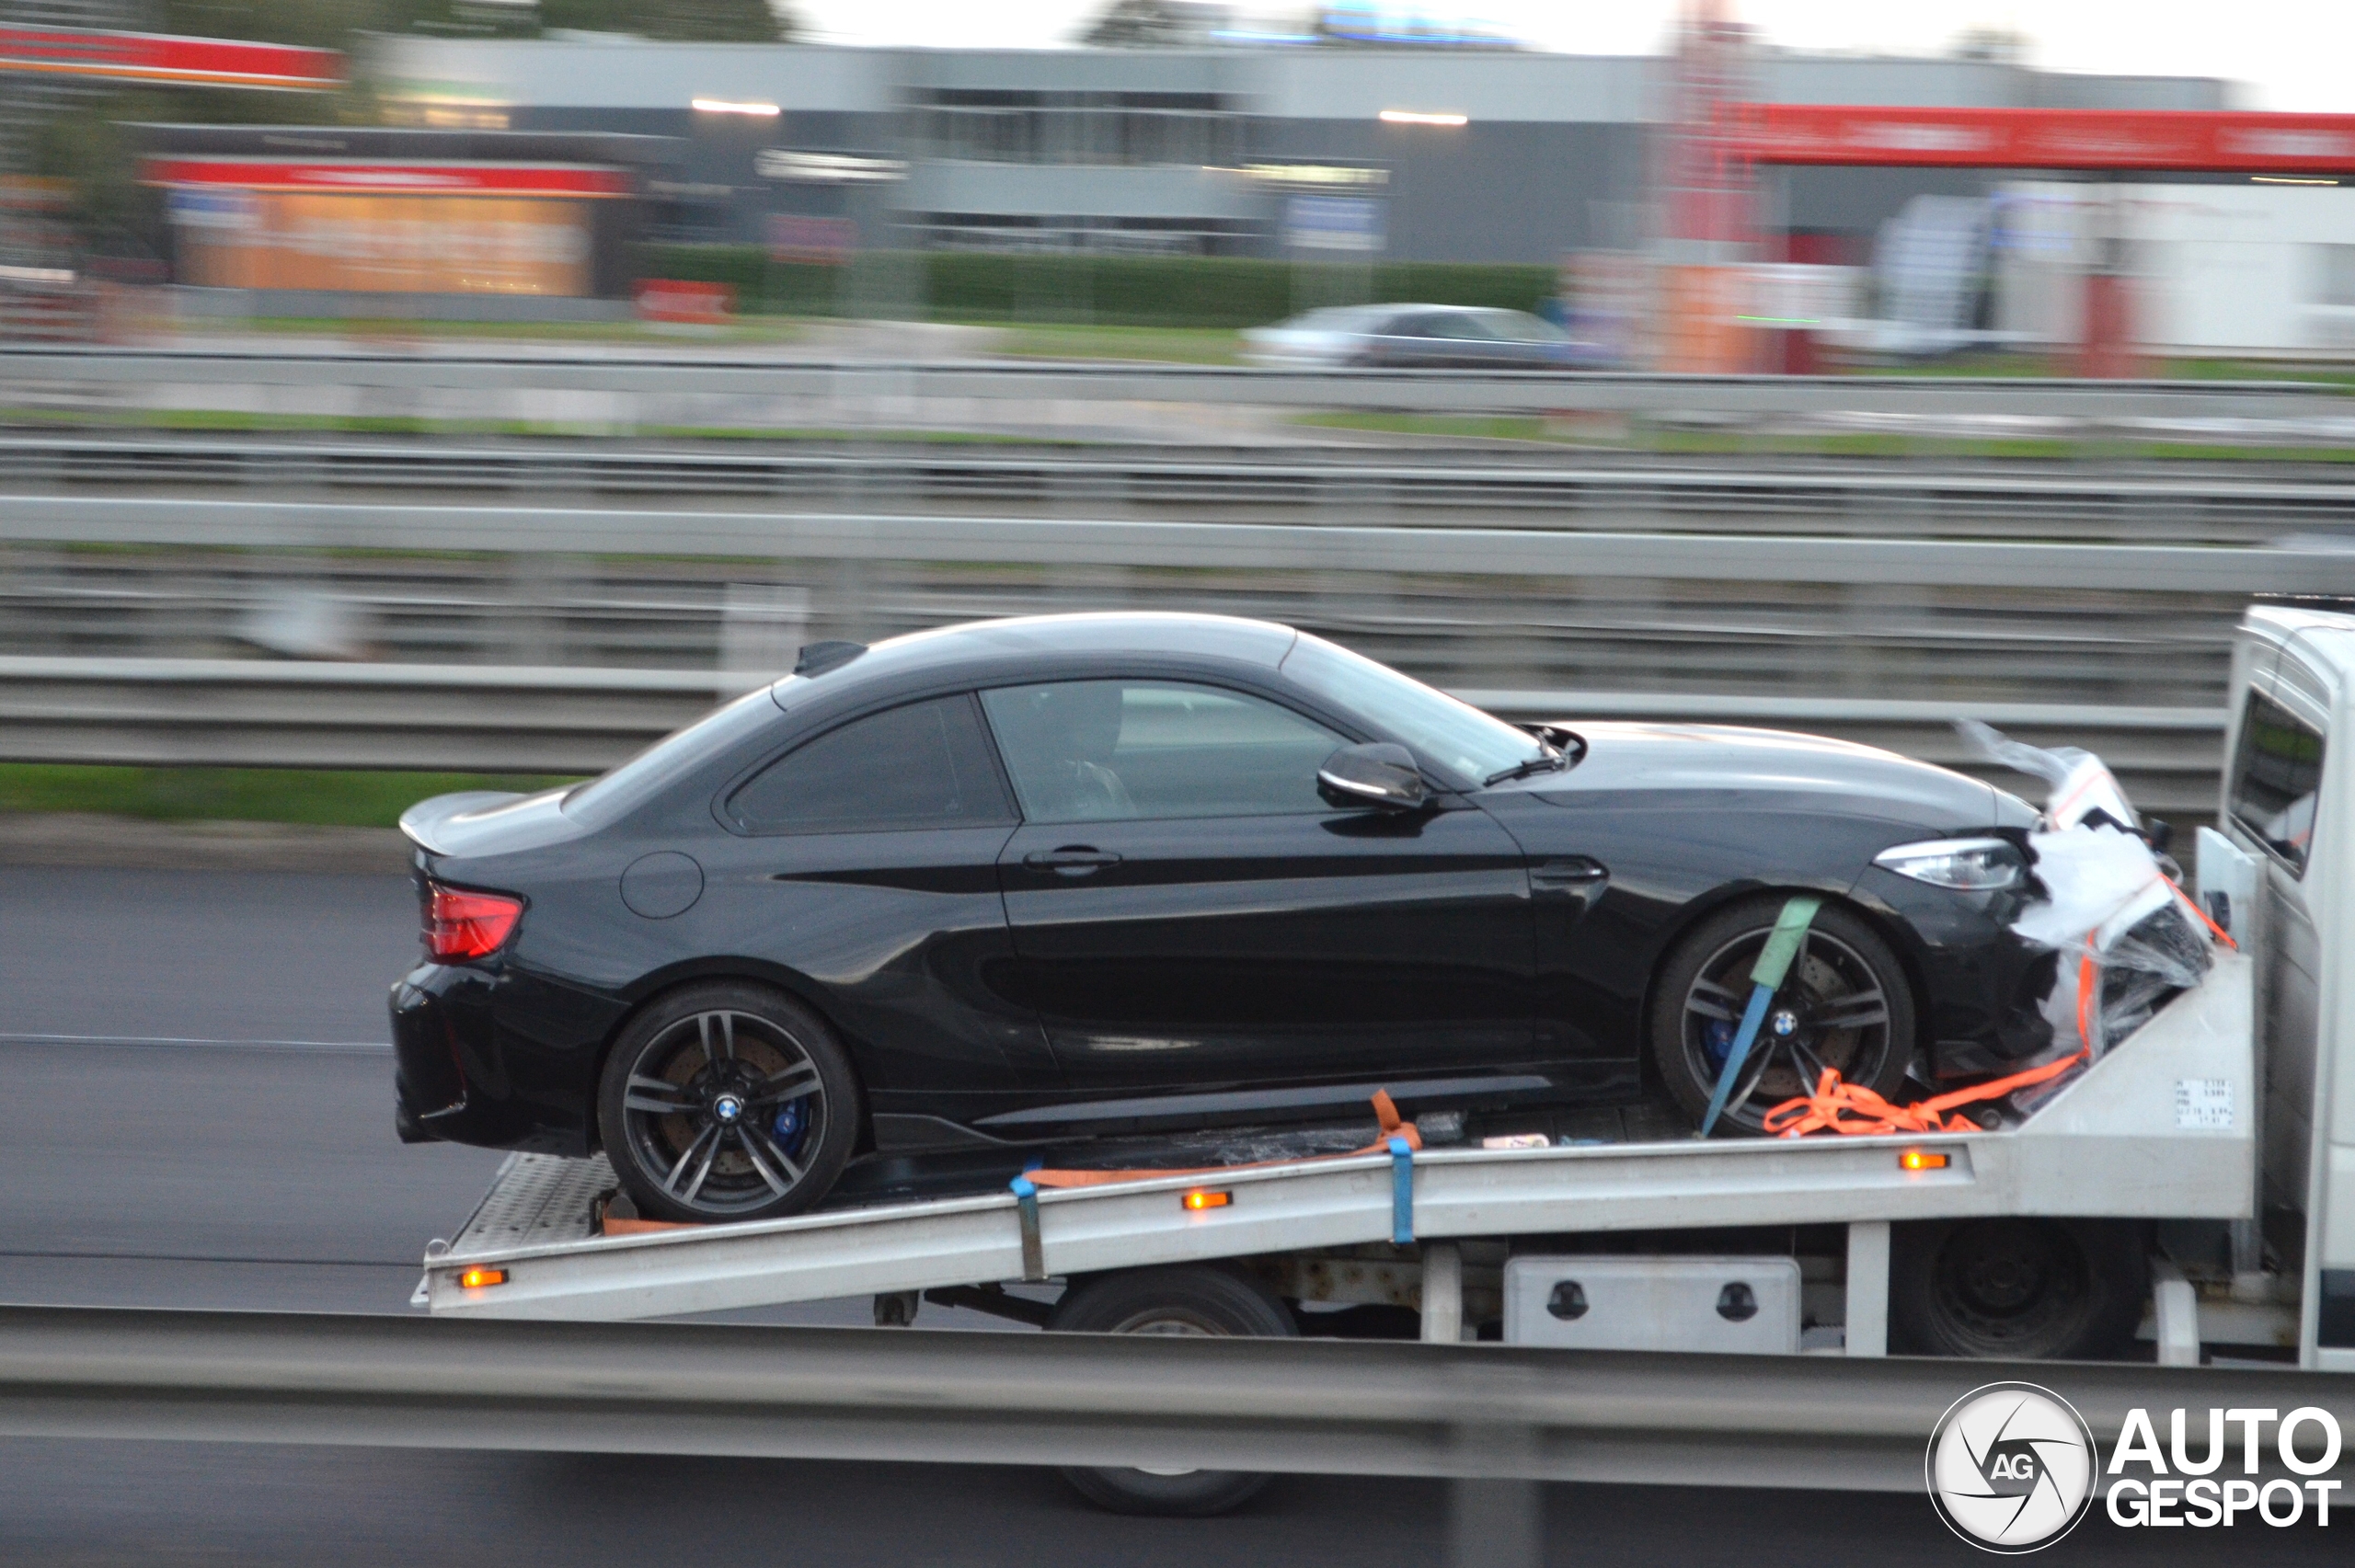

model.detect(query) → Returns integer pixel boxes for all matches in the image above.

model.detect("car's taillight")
[422,885,523,963]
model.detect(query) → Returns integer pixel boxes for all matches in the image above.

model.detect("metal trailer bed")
[419,951,2253,1358]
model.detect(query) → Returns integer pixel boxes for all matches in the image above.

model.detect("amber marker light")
[1899,1150,1950,1172]
[458,1267,509,1288]
[1182,1190,1231,1211]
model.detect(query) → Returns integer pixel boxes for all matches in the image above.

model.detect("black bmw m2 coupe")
[391,612,2050,1221]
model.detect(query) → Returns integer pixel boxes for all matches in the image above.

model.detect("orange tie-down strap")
[594,1092,1423,1233]
[600,1209,697,1237]
[1762,1048,2092,1139]
[1017,1090,1422,1190]
[1764,943,2097,1139]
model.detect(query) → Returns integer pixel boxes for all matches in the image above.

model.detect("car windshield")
[1281,632,1545,785]
[560,681,789,829]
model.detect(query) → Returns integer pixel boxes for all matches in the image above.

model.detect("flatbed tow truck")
[416,606,2352,1491]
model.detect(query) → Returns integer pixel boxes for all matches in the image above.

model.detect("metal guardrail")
[0,485,2273,749]
[0,1305,2345,1494]
[0,482,2280,790]
[8,495,2355,593]
[6,436,2355,544]
[0,658,2227,818]
[5,1301,2349,1487]
[7,349,2355,418]
[0,657,725,773]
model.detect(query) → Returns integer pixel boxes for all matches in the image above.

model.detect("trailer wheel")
[1890,1219,2147,1360]
[1047,1264,1295,1516]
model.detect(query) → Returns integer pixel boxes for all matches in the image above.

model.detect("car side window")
[729,694,1014,834]
[980,681,1345,825]
[1429,313,1499,340]
[2228,688,2326,876]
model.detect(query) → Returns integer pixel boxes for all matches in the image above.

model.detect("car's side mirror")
[1317,742,1427,811]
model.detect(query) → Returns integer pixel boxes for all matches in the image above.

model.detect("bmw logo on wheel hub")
[1926,1381,2097,1552]
[711,1093,744,1125]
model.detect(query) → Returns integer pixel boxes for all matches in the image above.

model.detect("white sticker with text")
[2176,1078,2234,1130]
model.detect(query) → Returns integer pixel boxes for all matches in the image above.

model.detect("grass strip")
[979,323,1246,365]
[1297,412,1564,442]
[0,765,582,830]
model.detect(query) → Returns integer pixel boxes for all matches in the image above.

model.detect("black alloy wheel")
[1650,898,1915,1137]
[1891,1219,2148,1360]
[596,983,860,1224]
[1047,1265,1297,1516]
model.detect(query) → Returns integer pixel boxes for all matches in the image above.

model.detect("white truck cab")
[2216,604,2355,1371]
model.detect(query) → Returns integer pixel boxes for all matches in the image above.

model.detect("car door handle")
[1531,857,1608,889]
[1023,847,1122,876]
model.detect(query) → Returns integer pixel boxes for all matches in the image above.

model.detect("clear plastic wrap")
[1957,718,2139,830]
[2011,824,2174,954]
[1956,722,2215,1067]
[2097,904,2214,1042]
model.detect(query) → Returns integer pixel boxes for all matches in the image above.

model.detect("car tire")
[1890,1218,2149,1360]
[1650,896,1916,1137]
[1048,1265,1296,1516]
[596,982,861,1224]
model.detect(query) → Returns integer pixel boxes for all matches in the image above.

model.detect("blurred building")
[366,36,2226,264]
[136,125,670,319]
[1995,182,2355,359]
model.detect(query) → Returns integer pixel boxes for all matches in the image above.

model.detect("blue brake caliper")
[1704,1018,1737,1069]
[771,1095,810,1157]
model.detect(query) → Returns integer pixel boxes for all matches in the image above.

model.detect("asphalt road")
[0,1438,2337,1568]
[1,864,414,1044]
[0,865,499,1314]
[1,866,2341,1565]
[0,865,976,1324]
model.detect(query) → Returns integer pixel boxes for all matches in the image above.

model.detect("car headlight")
[1873,837,2025,891]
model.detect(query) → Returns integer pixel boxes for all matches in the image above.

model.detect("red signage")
[636,280,734,325]
[1729,105,2355,174]
[0,27,344,91]
[141,158,634,200]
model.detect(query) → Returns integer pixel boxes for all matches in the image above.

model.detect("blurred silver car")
[1241,303,1596,369]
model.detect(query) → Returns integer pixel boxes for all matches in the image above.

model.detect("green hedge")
[636,246,1557,328]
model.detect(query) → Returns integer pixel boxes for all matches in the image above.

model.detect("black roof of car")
[786,612,1299,692]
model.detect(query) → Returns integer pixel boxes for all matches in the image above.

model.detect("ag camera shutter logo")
[1927,1382,2097,1552]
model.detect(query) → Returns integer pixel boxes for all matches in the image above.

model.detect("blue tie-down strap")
[1388,1135,1415,1245]
[1699,894,1823,1138]
[1010,1175,1047,1283]
[1699,982,1780,1138]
